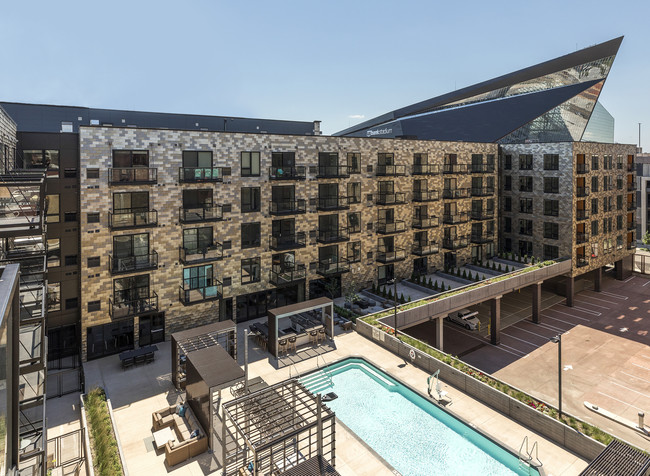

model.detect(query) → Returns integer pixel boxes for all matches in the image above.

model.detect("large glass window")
[46,194,60,223]
[23,149,60,177]
[348,212,361,234]
[543,222,559,239]
[241,151,260,176]
[543,154,559,170]
[544,177,559,193]
[241,223,261,248]
[182,151,212,167]
[241,187,261,213]
[47,282,61,312]
[183,227,213,251]
[519,154,533,170]
[183,264,214,290]
[347,241,361,263]
[86,320,134,360]
[241,258,261,284]
[113,274,150,304]
[113,233,149,258]
[543,199,558,216]
[47,238,61,267]
[348,182,361,204]
[347,152,361,174]
[113,191,149,211]
[113,150,149,167]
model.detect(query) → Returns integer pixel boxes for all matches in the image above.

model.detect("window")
[591,220,599,236]
[616,214,623,231]
[182,150,212,168]
[603,196,612,212]
[88,212,100,224]
[183,264,215,291]
[47,239,60,267]
[241,223,261,248]
[544,177,559,194]
[183,227,213,251]
[87,168,100,179]
[591,198,598,215]
[348,241,361,263]
[64,212,77,222]
[543,154,559,170]
[616,235,623,250]
[519,219,533,236]
[504,217,512,233]
[64,168,77,178]
[519,198,533,214]
[518,240,533,256]
[504,155,512,170]
[113,150,149,167]
[113,191,149,211]
[348,212,361,233]
[87,257,100,267]
[46,194,60,223]
[504,197,512,212]
[617,195,623,210]
[23,149,59,177]
[504,238,512,253]
[241,258,261,284]
[504,175,511,191]
[347,153,361,174]
[591,176,599,193]
[88,301,101,312]
[543,199,558,216]
[616,175,623,190]
[591,155,599,171]
[241,187,261,213]
[544,222,559,239]
[604,155,613,170]
[113,274,150,304]
[113,233,150,266]
[519,176,533,192]
[47,282,61,312]
[241,151,260,176]
[543,245,559,260]
[591,243,599,258]
[519,154,533,170]
[65,255,78,266]
[347,182,361,204]
[65,297,78,310]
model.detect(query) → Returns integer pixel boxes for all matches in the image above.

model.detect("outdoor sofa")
[152,404,208,466]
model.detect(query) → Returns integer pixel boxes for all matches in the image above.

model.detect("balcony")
[443,211,470,224]
[179,280,222,305]
[442,236,469,250]
[443,164,468,174]
[471,187,494,197]
[270,264,306,286]
[576,232,590,244]
[179,205,223,223]
[576,257,589,268]
[470,209,494,221]
[317,257,350,276]
[627,221,635,231]
[317,227,349,243]
[470,163,495,173]
[576,186,590,197]
[412,164,440,175]
[442,188,470,199]
[376,248,407,263]
[412,190,439,202]
[376,192,406,205]
[471,231,495,244]
[316,196,349,211]
[576,163,589,174]
[411,241,439,256]
[627,182,636,192]
[376,164,407,176]
[316,165,350,179]
[109,251,158,275]
[412,215,439,229]
[109,292,158,319]
[627,241,636,250]
[627,163,635,172]
[269,166,306,181]
[269,232,307,250]
[109,209,158,229]
[627,200,637,210]
[108,167,157,185]
[576,209,589,221]
[269,199,306,215]
[376,220,406,234]
[178,167,223,183]
[179,243,223,264]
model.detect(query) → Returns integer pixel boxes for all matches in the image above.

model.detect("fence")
[47,367,84,399]
[634,253,650,274]
[47,429,85,475]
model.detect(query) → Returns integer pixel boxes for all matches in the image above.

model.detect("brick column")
[594,266,602,292]
[532,282,542,324]
[565,276,574,307]
[490,296,501,345]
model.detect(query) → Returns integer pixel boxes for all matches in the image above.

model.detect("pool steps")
[300,360,396,393]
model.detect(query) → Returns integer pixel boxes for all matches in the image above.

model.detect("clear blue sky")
[3,0,649,145]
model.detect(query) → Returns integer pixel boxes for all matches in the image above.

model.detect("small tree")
[427,277,433,288]
[387,288,393,300]
[371,282,377,294]
[643,231,650,246]
[447,284,452,290]
[344,286,360,306]
[498,263,502,272]
[323,278,339,299]
[407,295,412,302]
[462,269,467,279]
[531,256,536,265]
[433,280,439,291]
[400,293,406,304]
[482,275,486,280]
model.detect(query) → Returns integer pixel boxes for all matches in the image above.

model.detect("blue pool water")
[300,358,538,476]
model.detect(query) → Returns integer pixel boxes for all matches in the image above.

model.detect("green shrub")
[85,387,124,476]
[498,263,502,272]
[387,288,393,300]
[482,275,486,280]
[462,269,467,279]
[433,280,438,291]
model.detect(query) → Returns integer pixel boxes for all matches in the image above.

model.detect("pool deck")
[83,322,588,475]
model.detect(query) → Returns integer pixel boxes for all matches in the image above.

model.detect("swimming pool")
[300,358,539,476]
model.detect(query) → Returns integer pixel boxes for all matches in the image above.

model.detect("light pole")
[550,334,562,416]
[387,278,399,339]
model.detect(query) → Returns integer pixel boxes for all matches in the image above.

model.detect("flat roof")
[268,297,332,319]
[281,455,341,476]
[186,344,244,390]
[171,320,236,342]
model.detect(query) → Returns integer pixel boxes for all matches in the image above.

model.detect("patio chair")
[317,328,325,343]
[309,330,318,345]
[278,339,288,356]
[287,336,296,353]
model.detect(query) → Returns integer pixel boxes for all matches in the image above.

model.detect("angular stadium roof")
[335,37,623,143]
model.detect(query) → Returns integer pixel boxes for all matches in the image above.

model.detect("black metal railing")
[576,163,589,174]
[412,215,439,229]
[108,209,158,229]
[269,232,307,250]
[376,164,407,176]
[269,199,306,215]
[628,200,637,210]
[412,190,439,202]
[443,211,470,224]
[108,167,157,184]
[576,257,589,267]
[316,165,350,178]
[376,248,407,263]
[376,220,406,234]
[179,280,222,305]
[576,186,590,197]
[442,188,470,199]
[576,232,590,244]
[442,236,470,250]
[317,257,350,275]
[627,182,636,191]
[471,187,494,197]
[627,221,635,231]
[411,241,439,256]
[376,192,406,205]
[179,243,223,263]
[576,209,589,221]
[269,264,306,286]
[109,292,158,319]
[269,166,306,180]
[627,241,636,250]
[470,209,494,221]
[412,164,440,175]
[627,163,635,172]
[471,232,495,244]
[178,167,223,182]
[317,227,349,243]
[316,196,350,210]
[470,163,495,173]
[443,164,468,174]
[109,251,158,274]
[179,205,223,223]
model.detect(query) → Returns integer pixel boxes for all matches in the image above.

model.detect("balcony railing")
[442,188,470,199]
[178,167,223,183]
[269,166,306,181]
[179,280,222,305]
[576,186,590,197]
[471,187,494,197]
[109,292,158,319]
[412,215,439,229]
[108,167,157,185]
[316,165,350,178]
[376,192,406,205]
[109,251,158,274]
[179,205,223,223]
[411,241,439,256]
[269,232,307,250]
[412,190,439,202]
[376,164,407,176]
[443,211,470,224]
[471,232,495,244]
[576,163,589,174]
[627,163,635,172]
[470,163,495,173]
[179,243,223,264]
[376,248,407,263]
[109,209,158,229]
[627,182,636,192]
[576,209,589,221]
[576,257,589,268]
[376,220,406,234]
[627,241,636,250]
[627,200,637,210]
[317,227,349,243]
[269,199,306,215]
[316,196,350,210]
[576,232,590,244]
[470,209,494,221]
[269,264,306,286]
[443,164,468,174]
[627,221,636,231]
[442,236,470,250]
[317,257,350,276]
[412,164,440,175]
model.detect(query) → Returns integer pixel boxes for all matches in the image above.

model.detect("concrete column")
[594,266,602,292]
[532,282,542,324]
[436,316,444,353]
[490,296,501,345]
[565,276,574,307]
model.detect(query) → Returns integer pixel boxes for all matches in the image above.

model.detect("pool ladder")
[518,436,543,474]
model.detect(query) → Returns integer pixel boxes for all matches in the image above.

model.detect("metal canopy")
[579,440,650,476]
[186,345,244,391]
[280,455,341,476]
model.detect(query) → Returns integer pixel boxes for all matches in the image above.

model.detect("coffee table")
[152,426,175,449]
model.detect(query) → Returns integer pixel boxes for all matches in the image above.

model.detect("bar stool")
[288,336,297,353]
[317,328,325,344]
[278,339,288,356]
[309,330,318,345]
